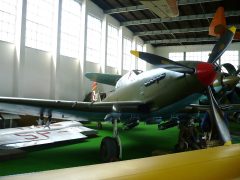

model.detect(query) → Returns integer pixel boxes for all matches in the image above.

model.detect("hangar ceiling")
[91,0,240,47]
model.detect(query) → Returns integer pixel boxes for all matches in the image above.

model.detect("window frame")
[60,0,82,58]
[123,37,135,71]
[25,0,57,51]
[106,24,119,67]
[136,43,145,71]
[0,0,18,43]
[220,50,239,69]
[186,51,210,62]
[86,14,102,63]
[169,52,184,61]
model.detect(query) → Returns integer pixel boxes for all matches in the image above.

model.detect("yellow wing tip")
[224,140,232,146]
[229,26,236,34]
[130,50,139,57]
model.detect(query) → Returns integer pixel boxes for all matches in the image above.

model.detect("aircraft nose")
[196,62,217,86]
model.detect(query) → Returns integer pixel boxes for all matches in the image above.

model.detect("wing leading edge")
[187,103,240,112]
[0,96,147,121]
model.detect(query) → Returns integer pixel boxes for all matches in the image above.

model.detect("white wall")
[20,48,52,99]
[0,0,149,100]
[0,41,15,96]
[55,56,80,100]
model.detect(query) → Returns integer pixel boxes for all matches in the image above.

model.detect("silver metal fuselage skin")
[103,64,205,113]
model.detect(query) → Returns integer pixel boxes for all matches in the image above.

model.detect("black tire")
[100,136,119,162]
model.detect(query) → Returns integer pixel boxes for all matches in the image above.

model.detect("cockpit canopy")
[115,70,143,89]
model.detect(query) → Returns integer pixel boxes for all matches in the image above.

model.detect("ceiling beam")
[104,0,222,14]
[135,24,240,36]
[178,0,222,5]
[105,5,146,14]
[121,10,240,26]
[135,27,208,36]
[145,37,217,44]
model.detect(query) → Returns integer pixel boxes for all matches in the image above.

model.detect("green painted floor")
[0,122,240,176]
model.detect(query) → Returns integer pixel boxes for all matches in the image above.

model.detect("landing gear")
[97,122,103,129]
[100,117,121,162]
[174,117,203,152]
[100,137,119,162]
[36,110,44,125]
[44,110,52,129]
[36,109,52,129]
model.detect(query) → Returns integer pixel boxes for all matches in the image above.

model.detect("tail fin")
[209,6,227,37]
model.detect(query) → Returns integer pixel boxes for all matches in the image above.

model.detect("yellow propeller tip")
[130,50,140,57]
[229,26,236,34]
[224,140,232,146]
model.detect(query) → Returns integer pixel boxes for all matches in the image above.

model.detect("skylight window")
[0,0,18,43]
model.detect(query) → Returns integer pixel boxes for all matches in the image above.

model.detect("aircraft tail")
[209,6,240,40]
[209,7,226,37]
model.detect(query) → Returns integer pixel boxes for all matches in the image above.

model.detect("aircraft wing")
[186,103,240,112]
[0,121,97,149]
[0,96,146,121]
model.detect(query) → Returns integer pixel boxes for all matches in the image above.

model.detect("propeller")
[130,50,195,74]
[221,63,237,76]
[130,26,236,145]
[217,63,240,104]
[208,26,236,64]
[194,26,235,145]
[207,86,231,145]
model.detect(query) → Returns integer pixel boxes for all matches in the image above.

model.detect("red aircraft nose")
[196,62,217,86]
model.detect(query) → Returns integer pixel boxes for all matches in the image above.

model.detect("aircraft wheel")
[100,136,119,162]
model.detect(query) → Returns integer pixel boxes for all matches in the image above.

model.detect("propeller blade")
[235,68,240,76]
[155,64,195,74]
[131,50,195,74]
[208,26,236,64]
[221,63,237,75]
[207,86,232,145]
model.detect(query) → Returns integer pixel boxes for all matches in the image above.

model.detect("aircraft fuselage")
[103,64,205,113]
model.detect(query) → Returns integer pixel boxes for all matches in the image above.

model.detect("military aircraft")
[0,22,236,162]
